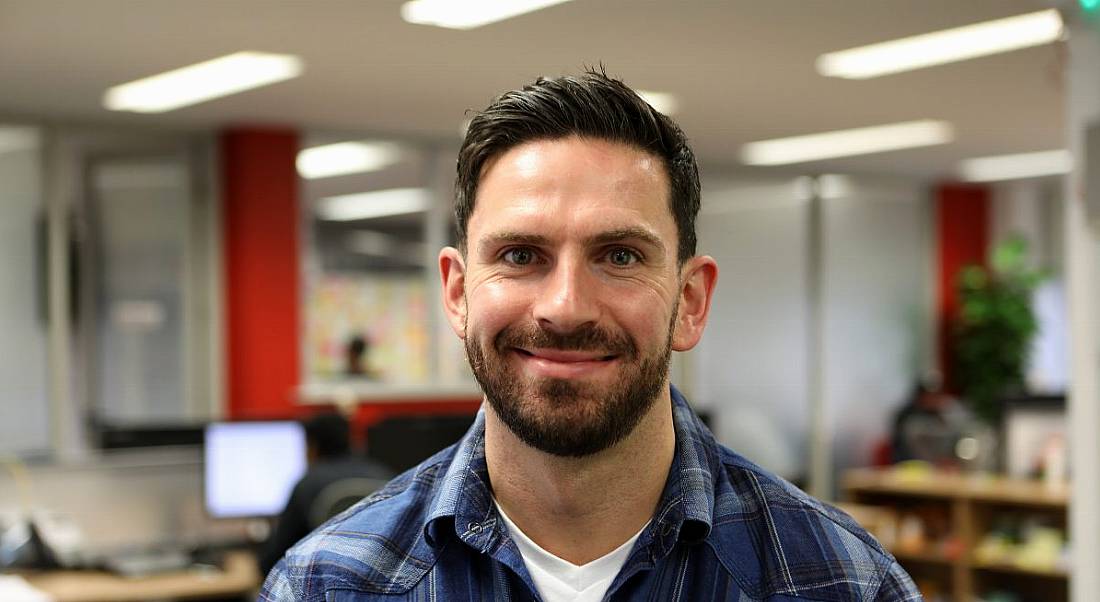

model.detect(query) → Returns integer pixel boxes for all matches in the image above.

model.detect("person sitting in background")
[345,333,369,377]
[258,412,392,576]
[892,377,969,467]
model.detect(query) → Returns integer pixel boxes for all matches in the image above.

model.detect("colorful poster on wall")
[307,274,429,383]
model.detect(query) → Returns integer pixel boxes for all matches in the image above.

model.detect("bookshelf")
[842,468,1068,602]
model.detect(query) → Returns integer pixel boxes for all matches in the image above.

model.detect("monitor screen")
[204,421,307,519]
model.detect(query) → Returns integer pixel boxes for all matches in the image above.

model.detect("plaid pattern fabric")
[261,387,921,601]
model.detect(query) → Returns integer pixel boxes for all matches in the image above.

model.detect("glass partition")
[0,124,50,454]
[300,134,474,395]
[88,156,192,423]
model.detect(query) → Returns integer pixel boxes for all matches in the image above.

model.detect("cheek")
[608,286,676,338]
[619,305,672,342]
[466,280,530,335]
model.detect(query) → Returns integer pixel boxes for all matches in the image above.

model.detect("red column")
[221,128,301,419]
[935,183,990,391]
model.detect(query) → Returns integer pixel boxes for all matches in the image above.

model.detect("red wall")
[221,128,302,419]
[935,183,990,391]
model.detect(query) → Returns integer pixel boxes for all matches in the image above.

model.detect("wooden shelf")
[843,468,1069,602]
[889,546,954,567]
[971,561,1068,579]
[843,468,1068,507]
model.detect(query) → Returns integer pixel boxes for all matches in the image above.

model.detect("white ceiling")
[0,0,1066,179]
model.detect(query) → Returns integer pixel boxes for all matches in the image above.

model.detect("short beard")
[465,315,674,457]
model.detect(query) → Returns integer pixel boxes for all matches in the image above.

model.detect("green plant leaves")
[952,235,1045,425]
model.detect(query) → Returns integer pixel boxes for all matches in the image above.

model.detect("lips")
[512,347,619,379]
[515,347,617,362]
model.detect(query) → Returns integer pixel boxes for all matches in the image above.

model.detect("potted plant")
[953,236,1046,426]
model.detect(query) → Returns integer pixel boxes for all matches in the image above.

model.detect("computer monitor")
[204,421,307,519]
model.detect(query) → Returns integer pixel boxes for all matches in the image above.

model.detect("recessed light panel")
[741,120,954,166]
[959,150,1072,182]
[104,51,303,113]
[817,10,1064,79]
[318,188,429,221]
[401,0,573,30]
[297,141,404,179]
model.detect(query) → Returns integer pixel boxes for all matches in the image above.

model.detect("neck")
[485,388,676,565]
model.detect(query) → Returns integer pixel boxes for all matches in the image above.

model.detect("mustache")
[494,322,637,357]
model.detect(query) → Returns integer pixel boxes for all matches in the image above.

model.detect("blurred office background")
[1,1,1099,601]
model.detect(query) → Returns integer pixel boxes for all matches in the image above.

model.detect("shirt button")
[468,522,483,534]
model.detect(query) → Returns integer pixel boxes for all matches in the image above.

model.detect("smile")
[512,347,619,379]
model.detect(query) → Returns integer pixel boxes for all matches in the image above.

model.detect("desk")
[17,550,260,602]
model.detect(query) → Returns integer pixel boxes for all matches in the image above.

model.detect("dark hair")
[455,68,700,264]
[303,412,351,459]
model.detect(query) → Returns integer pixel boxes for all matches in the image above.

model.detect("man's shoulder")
[708,446,915,600]
[264,448,456,598]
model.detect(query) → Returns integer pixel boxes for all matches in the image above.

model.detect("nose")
[531,254,601,334]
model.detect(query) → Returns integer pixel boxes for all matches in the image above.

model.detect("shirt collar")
[422,385,718,555]
[424,406,494,549]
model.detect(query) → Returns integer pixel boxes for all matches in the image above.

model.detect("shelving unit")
[842,468,1069,602]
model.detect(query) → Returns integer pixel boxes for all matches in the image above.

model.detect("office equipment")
[101,547,193,577]
[21,550,260,602]
[96,423,205,449]
[203,421,306,518]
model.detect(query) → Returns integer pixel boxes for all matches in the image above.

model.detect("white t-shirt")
[493,499,648,602]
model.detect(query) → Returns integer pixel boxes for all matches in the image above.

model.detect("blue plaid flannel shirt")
[261,386,921,601]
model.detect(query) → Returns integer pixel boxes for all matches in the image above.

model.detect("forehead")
[468,136,674,243]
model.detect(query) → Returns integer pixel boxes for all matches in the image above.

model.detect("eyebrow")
[478,232,551,256]
[586,227,663,250]
[478,227,665,256]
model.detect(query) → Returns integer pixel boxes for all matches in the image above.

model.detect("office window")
[54,128,220,441]
[87,157,192,423]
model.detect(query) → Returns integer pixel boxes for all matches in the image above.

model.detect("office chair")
[307,477,389,529]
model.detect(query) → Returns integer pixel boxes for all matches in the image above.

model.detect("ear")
[672,255,718,352]
[439,246,468,339]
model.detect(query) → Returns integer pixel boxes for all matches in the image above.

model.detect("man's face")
[441,136,711,457]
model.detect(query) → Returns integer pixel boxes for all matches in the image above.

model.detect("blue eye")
[607,248,639,267]
[503,247,536,266]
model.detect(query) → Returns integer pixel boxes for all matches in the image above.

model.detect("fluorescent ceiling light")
[401,0,573,30]
[318,188,429,221]
[817,9,1064,79]
[297,141,404,179]
[741,120,954,166]
[637,90,678,115]
[0,126,39,155]
[103,51,303,113]
[959,149,1072,182]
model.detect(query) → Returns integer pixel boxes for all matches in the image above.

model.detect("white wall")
[821,177,932,484]
[693,177,809,480]
[692,174,932,491]
[0,129,51,455]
